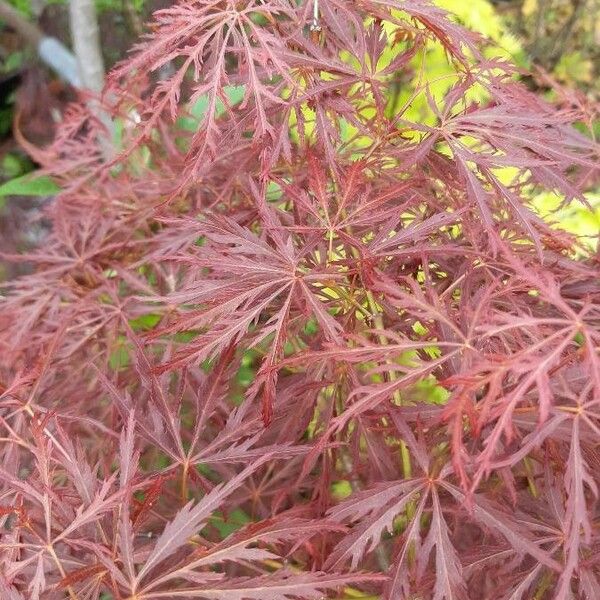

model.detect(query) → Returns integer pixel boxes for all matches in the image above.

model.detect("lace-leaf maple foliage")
[1,1,599,598]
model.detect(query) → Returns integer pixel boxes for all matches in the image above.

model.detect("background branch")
[0,0,80,87]
[68,0,105,94]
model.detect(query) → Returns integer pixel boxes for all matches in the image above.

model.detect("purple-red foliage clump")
[1,1,599,598]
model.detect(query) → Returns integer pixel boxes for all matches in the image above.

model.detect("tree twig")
[0,0,80,87]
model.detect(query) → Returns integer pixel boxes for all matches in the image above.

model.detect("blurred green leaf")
[177,85,246,132]
[2,50,25,73]
[1,153,32,178]
[0,173,60,197]
[207,508,251,539]
[129,313,161,331]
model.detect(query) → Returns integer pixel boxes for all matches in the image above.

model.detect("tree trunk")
[68,0,113,158]
[68,0,105,94]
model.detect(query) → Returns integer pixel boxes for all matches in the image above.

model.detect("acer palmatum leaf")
[136,454,274,583]
[140,571,385,599]
[1,0,599,598]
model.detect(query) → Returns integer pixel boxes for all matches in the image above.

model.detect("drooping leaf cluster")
[0,1,599,598]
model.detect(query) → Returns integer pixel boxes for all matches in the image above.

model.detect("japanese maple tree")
[1,1,599,599]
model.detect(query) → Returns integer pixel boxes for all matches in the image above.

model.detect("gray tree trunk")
[68,0,113,158]
[68,0,105,94]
